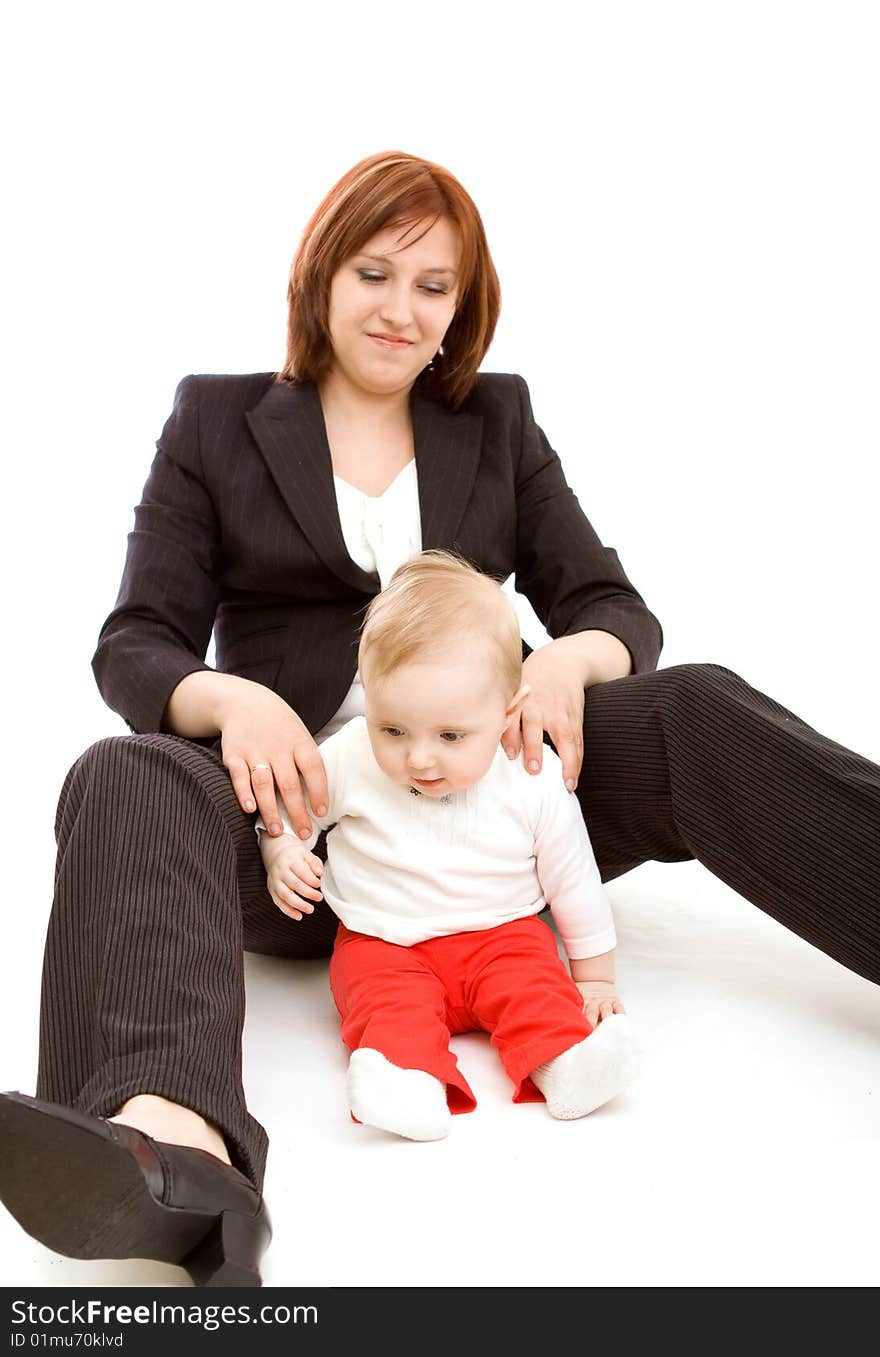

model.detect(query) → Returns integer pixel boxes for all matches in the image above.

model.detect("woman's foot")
[0,1092,268,1286]
[108,1094,231,1164]
[530,1015,641,1119]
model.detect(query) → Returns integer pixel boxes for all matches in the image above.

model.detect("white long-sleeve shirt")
[265,715,617,961]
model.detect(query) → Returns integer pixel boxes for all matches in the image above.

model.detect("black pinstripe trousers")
[36,663,880,1187]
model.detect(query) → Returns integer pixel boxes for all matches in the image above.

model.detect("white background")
[1,0,878,1289]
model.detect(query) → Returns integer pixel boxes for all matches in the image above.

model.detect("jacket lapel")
[246,380,372,593]
[246,378,484,592]
[410,390,484,552]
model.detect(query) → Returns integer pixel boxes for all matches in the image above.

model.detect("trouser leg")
[37,733,336,1188]
[462,918,593,1102]
[577,663,880,984]
[328,927,477,1111]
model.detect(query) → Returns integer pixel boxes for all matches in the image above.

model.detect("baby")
[258,551,640,1140]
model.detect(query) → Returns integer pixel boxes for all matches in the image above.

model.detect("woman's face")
[325,216,461,398]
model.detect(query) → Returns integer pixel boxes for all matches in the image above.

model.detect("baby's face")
[363,651,514,798]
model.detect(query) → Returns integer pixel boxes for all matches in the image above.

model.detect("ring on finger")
[251,762,272,774]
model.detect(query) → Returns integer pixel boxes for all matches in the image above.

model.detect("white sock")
[530,1015,641,1120]
[347,1048,451,1141]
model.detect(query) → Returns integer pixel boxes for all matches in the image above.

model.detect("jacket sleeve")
[91,375,219,733]
[512,374,663,674]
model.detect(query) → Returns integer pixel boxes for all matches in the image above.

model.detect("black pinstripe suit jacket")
[92,372,663,737]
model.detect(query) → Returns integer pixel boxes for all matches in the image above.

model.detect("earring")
[427,344,444,374]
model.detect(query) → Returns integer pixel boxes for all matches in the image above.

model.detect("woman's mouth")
[368,333,413,349]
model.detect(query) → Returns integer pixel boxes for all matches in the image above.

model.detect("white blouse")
[313,459,422,743]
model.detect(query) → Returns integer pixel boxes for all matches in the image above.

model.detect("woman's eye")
[356,270,448,296]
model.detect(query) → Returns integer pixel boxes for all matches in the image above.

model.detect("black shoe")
[0,1091,271,1287]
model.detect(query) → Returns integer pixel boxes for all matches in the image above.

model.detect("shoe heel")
[182,1208,270,1288]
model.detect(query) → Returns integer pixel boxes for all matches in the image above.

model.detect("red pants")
[328,916,593,1112]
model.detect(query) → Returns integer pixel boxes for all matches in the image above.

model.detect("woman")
[1,150,877,1288]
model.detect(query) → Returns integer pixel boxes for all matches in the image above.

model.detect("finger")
[283,872,322,903]
[598,1001,614,1023]
[289,873,322,897]
[250,762,284,836]
[282,860,321,886]
[276,881,315,914]
[295,738,330,820]
[568,699,585,785]
[501,710,522,761]
[272,757,313,841]
[612,999,626,1014]
[549,723,581,792]
[307,852,324,876]
[573,722,585,785]
[227,755,258,815]
[520,705,546,774]
[270,890,302,921]
[293,859,323,886]
[584,1002,599,1028]
[277,878,316,909]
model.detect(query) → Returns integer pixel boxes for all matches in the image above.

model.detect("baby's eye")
[440,732,464,743]
[382,727,404,738]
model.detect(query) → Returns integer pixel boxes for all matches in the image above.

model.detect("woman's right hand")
[164,670,329,839]
[220,681,329,839]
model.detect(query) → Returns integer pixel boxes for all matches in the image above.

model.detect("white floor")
[2,858,878,1290]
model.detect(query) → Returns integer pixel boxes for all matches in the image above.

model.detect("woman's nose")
[379,281,415,328]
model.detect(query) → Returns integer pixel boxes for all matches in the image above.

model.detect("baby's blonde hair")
[359,551,522,697]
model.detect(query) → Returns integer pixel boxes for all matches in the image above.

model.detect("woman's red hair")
[278,151,501,410]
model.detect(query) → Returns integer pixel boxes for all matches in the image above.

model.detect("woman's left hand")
[502,637,589,791]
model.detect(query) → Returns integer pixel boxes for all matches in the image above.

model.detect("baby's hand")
[575,980,626,1028]
[262,835,324,921]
